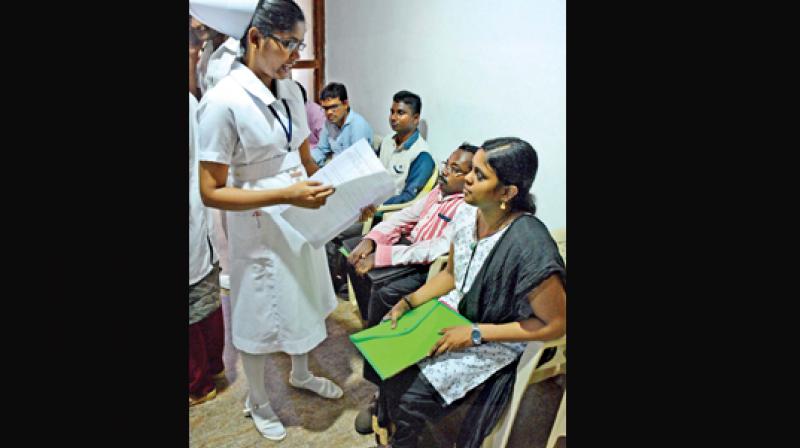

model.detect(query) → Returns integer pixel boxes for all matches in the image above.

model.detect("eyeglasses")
[441,161,467,177]
[189,21,218,43]
[321,103,343,112]
[266,34,307,52]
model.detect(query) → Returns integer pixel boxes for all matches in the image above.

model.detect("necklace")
[459,211,515,293]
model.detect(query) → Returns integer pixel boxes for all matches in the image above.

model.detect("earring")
[500,201,507,210]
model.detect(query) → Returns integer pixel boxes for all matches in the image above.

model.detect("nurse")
[192,0,342,441]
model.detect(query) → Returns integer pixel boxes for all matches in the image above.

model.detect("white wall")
[325,0,566,230]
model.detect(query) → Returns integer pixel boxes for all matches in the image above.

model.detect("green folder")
[349,299,472,380]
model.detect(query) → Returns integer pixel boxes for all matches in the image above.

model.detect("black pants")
[347,251,429,385]
[377,348,558,448]
[325,222,364,291]
[376,365,455,448]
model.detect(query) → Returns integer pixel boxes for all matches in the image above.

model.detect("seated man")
[346,143,477,434]
[310,82,374,167]
[378,90,435,206]
[372,137,566,448]
[326,90,434,295]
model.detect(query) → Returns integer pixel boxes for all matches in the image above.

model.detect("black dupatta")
[455,213,566,448]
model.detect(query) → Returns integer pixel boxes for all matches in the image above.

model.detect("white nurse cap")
[189,0,260,40]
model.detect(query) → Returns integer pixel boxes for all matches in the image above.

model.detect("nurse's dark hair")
[393,90,422,115]
[481,137,538,214]
[239,0,305,56]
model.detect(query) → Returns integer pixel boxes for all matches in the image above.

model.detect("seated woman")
[373,137,566,448]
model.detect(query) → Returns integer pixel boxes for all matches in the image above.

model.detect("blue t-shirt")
[310,110,373,166]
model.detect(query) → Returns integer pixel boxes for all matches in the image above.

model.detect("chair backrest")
[372,133,383,152]
[419,162,439,197]
[550,227,566,265]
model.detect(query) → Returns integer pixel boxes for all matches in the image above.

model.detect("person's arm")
[383,152,435,205]
[199,161,333,211]
[310,124,331,166]
[366,190,427,246]
[428,275,566,356]
[388,245,457,328]
[376,215,454,267]
[350,196,426,272]
[298,139,321,176]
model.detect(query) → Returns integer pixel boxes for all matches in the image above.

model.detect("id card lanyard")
[267,99,292,151]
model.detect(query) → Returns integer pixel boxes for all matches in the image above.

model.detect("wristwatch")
[470,324,482,346]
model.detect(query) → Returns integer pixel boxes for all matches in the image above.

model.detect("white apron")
[228,151,337,354]
[197,65,337,355]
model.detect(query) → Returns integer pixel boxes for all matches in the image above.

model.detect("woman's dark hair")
[481,137,538,214]
[239,0,305,57]
[393,90,422,115]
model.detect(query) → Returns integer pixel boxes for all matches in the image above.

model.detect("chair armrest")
[540,335,566,349]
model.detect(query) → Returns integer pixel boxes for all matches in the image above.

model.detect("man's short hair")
[320,82,348,102]
[458,142,479,154]
[393,90,422,115]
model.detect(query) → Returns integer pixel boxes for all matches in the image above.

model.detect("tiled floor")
[189,292,564,448]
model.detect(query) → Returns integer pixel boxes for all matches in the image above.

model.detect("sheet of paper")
[280,139,396,248]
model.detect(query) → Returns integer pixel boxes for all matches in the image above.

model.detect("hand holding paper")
[281,139,395,248]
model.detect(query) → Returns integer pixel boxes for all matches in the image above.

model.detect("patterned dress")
[418,205,528,405]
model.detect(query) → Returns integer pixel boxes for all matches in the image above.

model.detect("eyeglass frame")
[189,19,219,43]
[321,101,347,112]
[441,160,467,177]
[265,34,307,52]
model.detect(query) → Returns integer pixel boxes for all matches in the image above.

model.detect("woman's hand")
[428,326,474,357]
[285,180,335,209]
[347,239,375,266]
[355,253,375,276]
[386,297,412,329]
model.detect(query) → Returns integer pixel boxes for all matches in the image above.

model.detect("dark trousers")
[377,366,454,448]
[188,306,225,397]
[376,349,558,448]
[347,255,429,386]
[325,222,365,291]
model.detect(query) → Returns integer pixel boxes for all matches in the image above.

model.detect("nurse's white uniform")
[197,62,337,355]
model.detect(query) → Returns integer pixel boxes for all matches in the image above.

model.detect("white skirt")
[226,160,337,354]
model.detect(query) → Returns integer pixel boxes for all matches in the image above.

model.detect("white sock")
[289,353,342,399]
[290,353,311,382]
[241,352,270,407]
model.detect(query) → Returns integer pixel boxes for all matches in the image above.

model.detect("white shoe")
[243,395,252,417]
[289,374,343,399]
[250,399,286,441]
[219,273,230,290]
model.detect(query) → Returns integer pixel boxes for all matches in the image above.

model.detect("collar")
[432,185,465,203]
[394,129,420,151]
[331,108,355,130]
[229,62,282,107]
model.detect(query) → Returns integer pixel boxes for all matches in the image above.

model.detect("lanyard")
[267,99,293,151]
[459,241,479,293]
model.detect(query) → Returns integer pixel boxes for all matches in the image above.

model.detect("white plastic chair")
[545,389,566,448]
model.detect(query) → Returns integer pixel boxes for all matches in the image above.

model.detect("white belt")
[232,151,301,184]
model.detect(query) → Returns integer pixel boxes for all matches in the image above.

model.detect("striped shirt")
[366,185,465,267]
